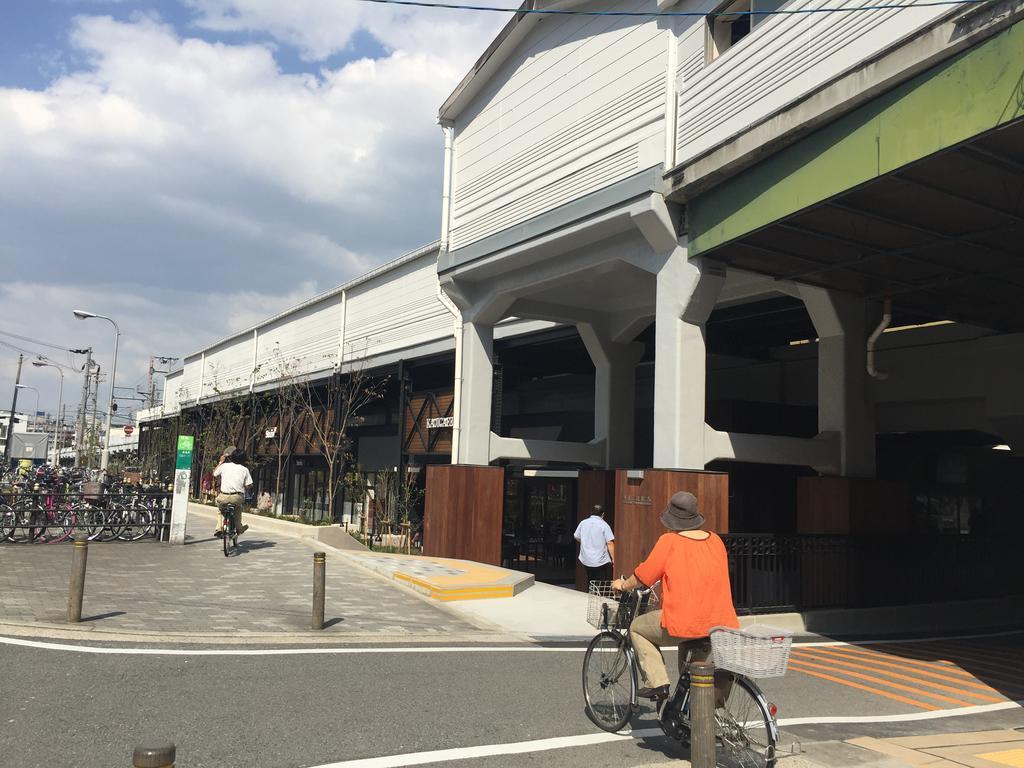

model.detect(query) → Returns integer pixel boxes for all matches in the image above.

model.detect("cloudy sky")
[0,0,508,422]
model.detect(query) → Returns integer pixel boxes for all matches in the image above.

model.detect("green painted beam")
[689,18,1024,256]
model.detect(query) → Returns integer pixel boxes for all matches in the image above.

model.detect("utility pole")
[91,364,101,469]
[147,356,155,409]
[75,348,92,468]
[3,354,24,467]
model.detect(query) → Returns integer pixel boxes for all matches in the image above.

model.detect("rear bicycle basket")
[710,624,792,678]
[586,582,658,630]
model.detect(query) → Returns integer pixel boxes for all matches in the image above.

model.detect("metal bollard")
[312,551,326,630]
[689,662,716,768]
[132,740,175,768]
[66,530,89,623]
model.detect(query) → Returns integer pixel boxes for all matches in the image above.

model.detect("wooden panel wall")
[404,390,454,456]
[613,470,729,578]
[575,470,617,590]
[797,477,911,534]
[423,465,505,565]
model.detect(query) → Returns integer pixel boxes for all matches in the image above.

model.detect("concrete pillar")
[458,320,495,464]
[578,324,644,468]
[801,287,876,477]
[652,251,724,469]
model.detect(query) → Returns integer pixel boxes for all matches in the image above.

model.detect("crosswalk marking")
[786,656,977,707]
[791,648,1004,703]
[787,638,1023,712]
[785,659,942,710]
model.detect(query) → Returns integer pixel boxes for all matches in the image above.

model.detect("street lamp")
[73,309,119,473]
[14,384,39,428]
[32,361,64,465]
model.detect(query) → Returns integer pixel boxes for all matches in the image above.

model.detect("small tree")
[375,467,425,536]
[292,361,387,523]
[253,346,303,514]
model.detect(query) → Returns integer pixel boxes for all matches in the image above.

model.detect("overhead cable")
[354,0,989,16]
[0,328,81,353]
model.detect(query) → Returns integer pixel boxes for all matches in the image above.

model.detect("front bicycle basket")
[710,624,792,678]
[586,582,658,630]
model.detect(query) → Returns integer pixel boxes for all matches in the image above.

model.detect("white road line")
[796,628,1024,648]
[305,729,665,768]
[0,636,582,655]
[1,628,1020,656]
[777,699,1024,725]
[307,698,1024,768]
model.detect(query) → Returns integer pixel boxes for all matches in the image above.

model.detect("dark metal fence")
[723,533,1021,615]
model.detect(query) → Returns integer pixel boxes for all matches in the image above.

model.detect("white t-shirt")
[574,515,615,568]
[213,462,253,495]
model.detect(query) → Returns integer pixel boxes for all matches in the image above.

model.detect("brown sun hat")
[660,491,705,531]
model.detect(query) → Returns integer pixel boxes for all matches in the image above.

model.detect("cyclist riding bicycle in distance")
[612,491,739,702]
[213,446,251,539]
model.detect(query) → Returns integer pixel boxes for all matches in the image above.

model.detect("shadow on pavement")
[81,611,127,622]
[235,540,276,554]
[846,633,1024,703]
[323,617,345,629]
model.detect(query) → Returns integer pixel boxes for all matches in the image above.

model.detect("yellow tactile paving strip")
[850,731,1024,767]
[979,749,1024,767]
[348,552,534,601]
[788,636,1024,712]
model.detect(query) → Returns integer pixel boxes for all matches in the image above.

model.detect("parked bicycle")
[582,583,789,767]
[220,502,239,556]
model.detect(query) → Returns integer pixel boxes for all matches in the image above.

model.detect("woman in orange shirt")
[612,491,739,700]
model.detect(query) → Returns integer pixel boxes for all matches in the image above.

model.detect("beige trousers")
[629,609,711,688]
[215,493,246,533]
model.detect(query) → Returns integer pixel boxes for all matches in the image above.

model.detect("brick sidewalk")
[0,514,481,638]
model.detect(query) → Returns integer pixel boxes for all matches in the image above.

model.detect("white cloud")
[184,0,510,63]
[0,280,320,422]
[0,3,511,414]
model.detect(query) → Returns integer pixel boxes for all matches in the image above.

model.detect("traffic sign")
[123,425,135,437]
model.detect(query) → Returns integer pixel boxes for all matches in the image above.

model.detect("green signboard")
[175,435,194,471]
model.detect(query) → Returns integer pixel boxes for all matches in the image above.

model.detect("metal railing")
[1,491,173,543]
[723,533,1020,614]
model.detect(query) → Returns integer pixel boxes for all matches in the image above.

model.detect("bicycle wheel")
[99,504,127,542]
[73,505,106,541]
[582,631,636,732]
[715,675,778,768]
[118,507,153,541]
[9,499,41,543]
[42,507,74,543]
[223,524,232,556]
[0,503,14,542]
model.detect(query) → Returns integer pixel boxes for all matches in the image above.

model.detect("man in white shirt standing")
[213,446,252,538]
[574,504,615,584]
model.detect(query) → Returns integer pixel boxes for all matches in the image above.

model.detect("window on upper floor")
[707,0,790,63]
[706,0,753,62]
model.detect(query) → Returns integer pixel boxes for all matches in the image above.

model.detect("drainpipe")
[438,287,463,464]
[439,121,455,249]
[867,299,892,380]
[438,119,462,463]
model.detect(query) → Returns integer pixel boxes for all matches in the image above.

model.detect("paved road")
[0,516,479,638]
[2,633,1021,768]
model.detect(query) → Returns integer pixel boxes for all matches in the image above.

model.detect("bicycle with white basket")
[581,582,790,767]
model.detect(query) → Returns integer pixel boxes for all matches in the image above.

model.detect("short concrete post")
[66,530,88,623]
[132,740,175,767]
[689,662,716,768]
[312,552,326,630]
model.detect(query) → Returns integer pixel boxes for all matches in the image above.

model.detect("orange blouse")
[634,532,739,639]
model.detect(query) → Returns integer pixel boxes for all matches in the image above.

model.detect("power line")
[0,328,82,353]
[354,0,988,16]
[0,339,80,374]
